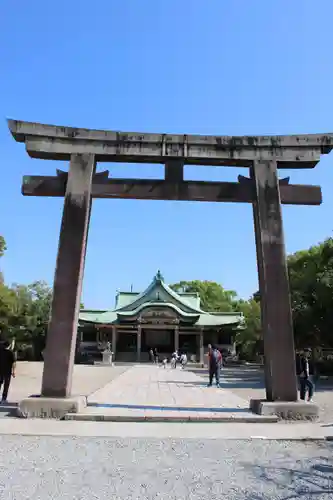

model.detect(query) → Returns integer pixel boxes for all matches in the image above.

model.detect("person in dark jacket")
[0,341,16,403]
[299,349,314,402]
[208,345,222,387]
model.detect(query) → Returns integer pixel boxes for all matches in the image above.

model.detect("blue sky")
[1,0,333,309]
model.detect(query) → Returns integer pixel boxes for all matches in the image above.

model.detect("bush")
[16,343,34,361]
[316,359,333,376]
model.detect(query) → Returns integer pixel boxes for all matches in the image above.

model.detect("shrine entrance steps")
[64,364,278,423]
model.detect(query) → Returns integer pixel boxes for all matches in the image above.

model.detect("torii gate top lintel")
[7,119,333,167]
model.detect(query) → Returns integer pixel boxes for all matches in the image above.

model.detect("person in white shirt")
[180,352,187,370]
[171,350,179,369]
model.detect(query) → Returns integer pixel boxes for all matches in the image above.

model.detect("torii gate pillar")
[252,160,297,402]
[41,153,95,398]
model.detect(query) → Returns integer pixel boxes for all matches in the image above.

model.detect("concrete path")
[66,364,278,422]
[6,362,129,402]
[1,418,333,440]
[0,362,129,419]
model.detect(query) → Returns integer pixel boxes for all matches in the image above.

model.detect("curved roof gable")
[115,270,204,315]
[117,302,200,319]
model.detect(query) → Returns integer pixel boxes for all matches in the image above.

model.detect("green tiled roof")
[115,292,140,309]
[115,271,204,315]
[117,302,200,319]
[79,310,117,324]
[177,292,201,310]
[79,271,244,328]
[196,312,244,327]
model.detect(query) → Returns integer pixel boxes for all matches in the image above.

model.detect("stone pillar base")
[250,399,319,421]
[17,396,87,419]
[102,351,113,365]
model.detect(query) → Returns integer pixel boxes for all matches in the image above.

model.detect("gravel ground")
[0,436,332,499]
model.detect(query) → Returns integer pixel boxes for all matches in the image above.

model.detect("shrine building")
[78,271,244,363]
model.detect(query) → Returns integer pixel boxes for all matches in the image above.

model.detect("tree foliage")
[288,237,333,349]
[252,238,333,352]
[0,235,7,284]
[235,298,262,359]
[170,280,238,312]
[170,280,262,358]
[0,236,6,258]
[8,281,52,342]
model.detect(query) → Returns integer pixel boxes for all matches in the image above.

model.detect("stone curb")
[63,413,279,423]
[0,429,331,442]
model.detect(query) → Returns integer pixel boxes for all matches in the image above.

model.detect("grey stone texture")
[250,399,319,421]
[41,153,96,398]
[17,396,87,419]
[0,435,332,499]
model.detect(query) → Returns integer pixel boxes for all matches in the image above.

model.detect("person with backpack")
[208,344,222,387]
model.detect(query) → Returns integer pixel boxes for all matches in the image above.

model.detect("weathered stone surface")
[8,119,331,166]
[64,409,278,423]
[250,399,319,421]
[22,176,322,205]
[17,396,87,419]
[165,160,184,181]
[24,137,323,166]
[252,159,298,402]
[8,118,333,147]
[41,154,95,398]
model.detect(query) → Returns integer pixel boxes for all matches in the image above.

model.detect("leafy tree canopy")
[0,236,6,258]
[170,280,238,312]
[288,237,333,349]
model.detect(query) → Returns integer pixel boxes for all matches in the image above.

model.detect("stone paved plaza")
[76,364,273,422]
[2,361,129,403]
[2,362,333,425]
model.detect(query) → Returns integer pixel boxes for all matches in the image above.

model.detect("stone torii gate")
[9,119,331,418]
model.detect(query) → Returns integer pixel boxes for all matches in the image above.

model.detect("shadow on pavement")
[242,446,333,499]
[88,402,249,412]
[160,380,207,387]
[0,402,18,418]
[188,366,266,390]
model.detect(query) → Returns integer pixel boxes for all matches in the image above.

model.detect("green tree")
[0,236,16,335]
[288,237,333,349]
[5,281,52,358]
[0,235,7,284]
[170,279,264,360]
[252,238,333,350]
[235,298,262,359]
[0,236,6,258]
[0,284,16,333]
[170,280,238,312]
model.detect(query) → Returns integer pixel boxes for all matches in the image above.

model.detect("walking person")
[0,341,16,404]
[299,348,314,402]
[171,349,179,369]
[149,348,154,363]
[180,352,187,370]
[208,345,222,387]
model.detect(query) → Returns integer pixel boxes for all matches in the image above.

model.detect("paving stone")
[72,365,278,422]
